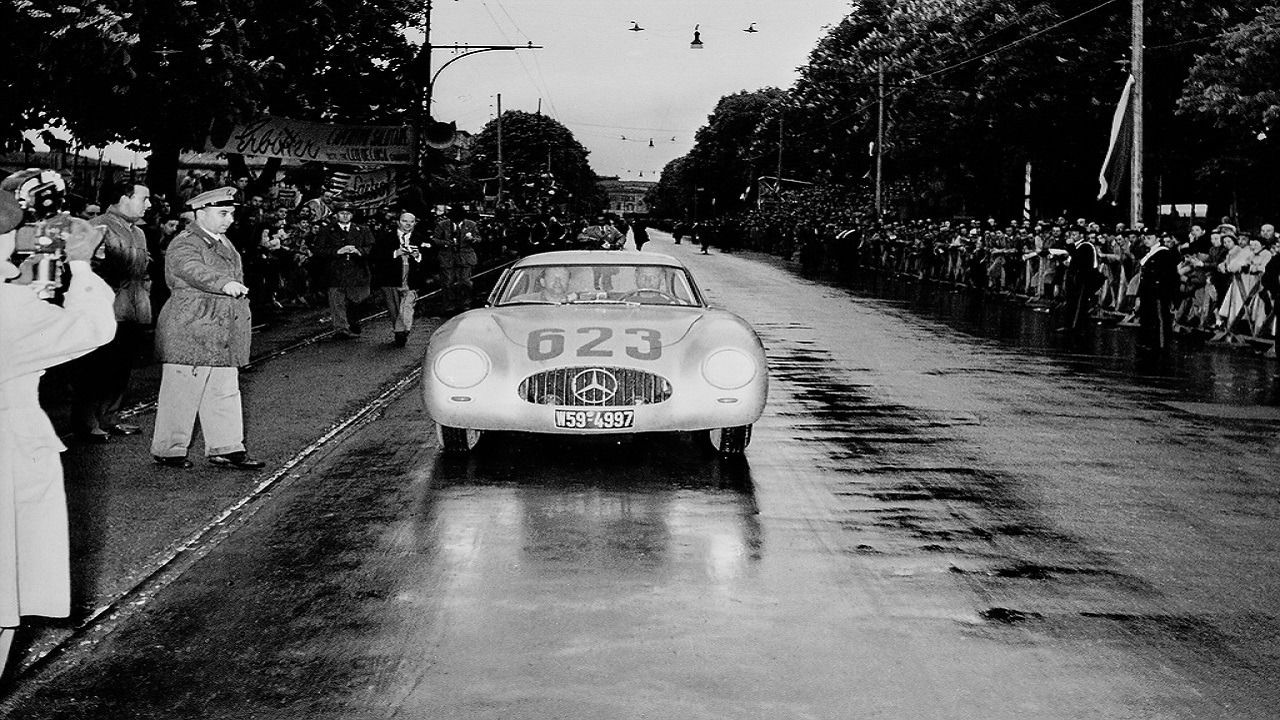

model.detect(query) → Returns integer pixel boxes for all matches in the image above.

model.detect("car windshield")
[496,264,700,306]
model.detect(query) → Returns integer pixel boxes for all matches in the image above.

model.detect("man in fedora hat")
[315,201,373,336]
[150,187,265,470]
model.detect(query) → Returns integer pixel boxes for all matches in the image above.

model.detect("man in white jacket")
[0,195,115,677]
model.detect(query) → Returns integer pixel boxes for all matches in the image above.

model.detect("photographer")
[1,193,116,676]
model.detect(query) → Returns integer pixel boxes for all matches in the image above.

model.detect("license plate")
[554,409,635,430]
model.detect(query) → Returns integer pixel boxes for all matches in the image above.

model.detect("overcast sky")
[28,1,852,180]
[419,0,853,180]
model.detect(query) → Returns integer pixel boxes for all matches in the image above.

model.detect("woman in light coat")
[1216,234,1256,326]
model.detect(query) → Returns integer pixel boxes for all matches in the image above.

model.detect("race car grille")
[519,367,673,406]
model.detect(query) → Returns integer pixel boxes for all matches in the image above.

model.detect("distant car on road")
[421,250,768,455]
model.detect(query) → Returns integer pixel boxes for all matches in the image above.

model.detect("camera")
[3,169,69,300]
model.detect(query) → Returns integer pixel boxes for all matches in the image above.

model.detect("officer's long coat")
[1,262,116,625]
[154,224,252,367]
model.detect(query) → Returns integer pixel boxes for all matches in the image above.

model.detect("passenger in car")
[628,265,678,304]
[635,266,666,291]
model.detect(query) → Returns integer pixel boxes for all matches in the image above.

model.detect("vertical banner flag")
[1098,75,1136,204]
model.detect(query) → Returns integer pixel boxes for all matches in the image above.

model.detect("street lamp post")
[414,0,540,207]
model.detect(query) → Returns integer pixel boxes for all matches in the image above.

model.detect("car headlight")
[701,348,756,390]
[434,346,490,388]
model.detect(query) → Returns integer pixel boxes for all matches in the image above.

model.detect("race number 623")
[527,327,662,361]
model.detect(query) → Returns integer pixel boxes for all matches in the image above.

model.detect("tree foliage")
[662,0,1277,223]
[2,0,421,194]
[1179,5,1280,214]
[469,111,603,215]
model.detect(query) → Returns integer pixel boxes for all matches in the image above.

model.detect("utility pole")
[776,108,784,188]
[875,60,885,218]
[415,0,434,183]
[496,93,504,209]
[1130,0,1144,227]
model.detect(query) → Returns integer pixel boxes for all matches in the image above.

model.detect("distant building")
[597,176,655,216]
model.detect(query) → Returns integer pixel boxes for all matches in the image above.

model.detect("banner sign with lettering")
[207,116,416,166]
[326,167,408,209]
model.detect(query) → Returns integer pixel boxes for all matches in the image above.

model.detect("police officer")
[150,187,265,469]
[1136,226,1181,351]
[1057,226,1102,334]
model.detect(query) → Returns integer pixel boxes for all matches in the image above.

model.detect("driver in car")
[512,265,573,303]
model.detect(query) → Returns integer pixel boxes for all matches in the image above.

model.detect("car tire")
[438,425,483,453]
[707,425,751,456]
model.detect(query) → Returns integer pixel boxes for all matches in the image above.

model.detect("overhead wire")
[1146,18,1280,51]
[476,0,561,121]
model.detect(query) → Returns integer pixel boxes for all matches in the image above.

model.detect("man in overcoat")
[371,211,434,346]
[433,206,480,313]
[2,201,116,675]
[315,203,374,336]
[67,180,153,442]
[149,187,264,470]
[1136,227,1181,350]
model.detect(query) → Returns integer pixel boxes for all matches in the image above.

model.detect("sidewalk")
[11,298,440,680]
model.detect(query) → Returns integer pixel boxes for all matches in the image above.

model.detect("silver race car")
[421,250,768,455]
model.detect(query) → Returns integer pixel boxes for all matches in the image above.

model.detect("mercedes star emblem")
[572,368,618,404]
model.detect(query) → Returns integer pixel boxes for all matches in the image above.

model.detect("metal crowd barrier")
[820,234,1275,356]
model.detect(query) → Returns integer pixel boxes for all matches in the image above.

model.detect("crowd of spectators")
[681,186,1279,349]
[62,171,638,328]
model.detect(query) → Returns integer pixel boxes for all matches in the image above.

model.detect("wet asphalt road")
[6,234,1280,719]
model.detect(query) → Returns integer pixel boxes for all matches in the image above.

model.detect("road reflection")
[423,434,762,598]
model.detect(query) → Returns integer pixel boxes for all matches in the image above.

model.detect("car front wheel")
[438,425,483,454]
[707,425,752,456]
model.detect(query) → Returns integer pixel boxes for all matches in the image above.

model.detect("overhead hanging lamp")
[690,24,703,49]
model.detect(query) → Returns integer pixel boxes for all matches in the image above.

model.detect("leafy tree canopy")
[469,111,603,215]
[3,0,422,192]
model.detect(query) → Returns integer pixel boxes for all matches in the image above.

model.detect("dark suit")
[433,217,480,311]
[370,226,435,338]
[314,219,374,334]
[1061,239,1101,332]
[1262,253,1280,357]
[1137,245,1181,349]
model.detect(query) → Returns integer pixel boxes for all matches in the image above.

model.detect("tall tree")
[2,0,421,196]
[468,111,602,215]
[1179,4,1280,221]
